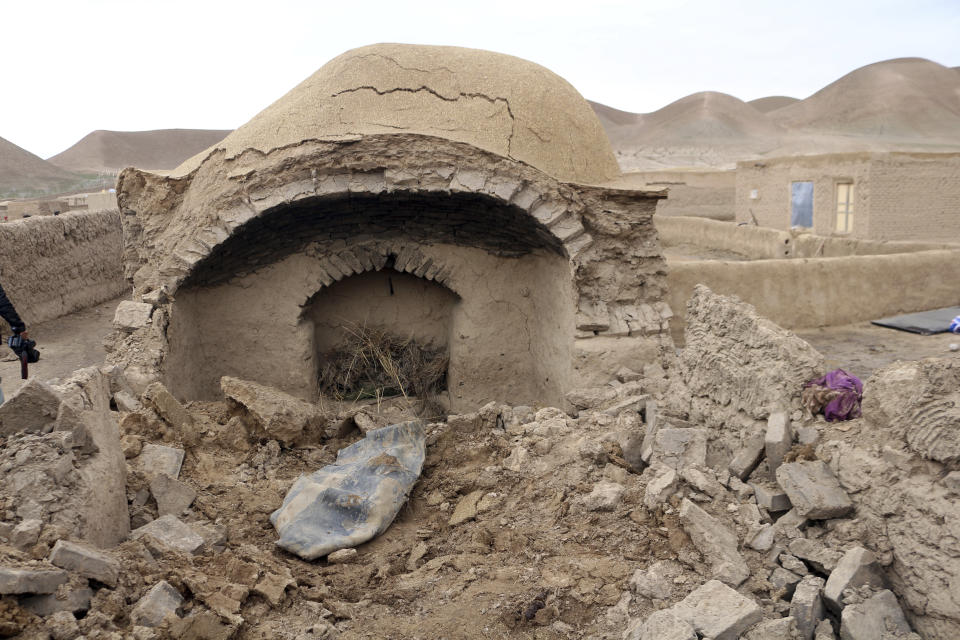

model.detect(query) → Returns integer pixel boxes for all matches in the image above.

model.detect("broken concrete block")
[0,379,61,435]
[681,466,725,498]
[744,617,800,640]
[796,425,820,446]
[129,580,183,627]
[252,569,295,607]
[672,579,763,640]
[629,559,682,600]
[679,499,750,587]
[765,412,793,479]
[20,585,93,616]
[220,376,325,446]
[751,481,792,512]
[644,463,678,509]
[780,553,809,575]
[814,619,836,640]
[776,461,853,520]
[770,567,803,597]
[602,394,647,416]
[449,490,484,526]
[749,524,776,552]
[0,567,69,594]
[149,474,197,517]
[651,428,707,470]
[113,390,142,413]
[10,519,42,550]
[131,515,205,554]
[113,300,154,331]
[790,575,826,640]
[839,590,915,640]
[49,539,121,587]
[45,610,80,639]
[142,382,195,435]
[788,538,842,574]
[565,386,617,411]
[583,482,625,512]
[137,443,185,480]
[616,367,642,383]
[624,608,697,640]
[823,546,885,612]
[729,432,766,481]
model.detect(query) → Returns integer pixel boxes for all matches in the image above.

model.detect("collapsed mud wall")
[0,211,127,328]
[667,249,960,339]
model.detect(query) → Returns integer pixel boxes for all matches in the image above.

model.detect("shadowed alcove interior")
[164,191,577,410]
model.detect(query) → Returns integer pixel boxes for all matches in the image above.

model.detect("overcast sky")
[2,0,958,159]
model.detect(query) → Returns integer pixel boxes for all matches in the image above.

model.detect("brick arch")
[294,241,464,310]
[169,164,594,293]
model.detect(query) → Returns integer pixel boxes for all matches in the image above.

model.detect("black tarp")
[871,306,960,335]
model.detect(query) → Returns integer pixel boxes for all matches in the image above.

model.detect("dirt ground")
[0,296,122,398]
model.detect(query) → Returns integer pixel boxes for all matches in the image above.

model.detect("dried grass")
[318,323,448,417]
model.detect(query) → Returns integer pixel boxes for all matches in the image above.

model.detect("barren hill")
[49,128,232,173]
[0,135,86,198]
[748,95,799,113]
[768,57,960,141]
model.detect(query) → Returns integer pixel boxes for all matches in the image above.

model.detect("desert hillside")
[48,128,232,174]
[0,135,87,198]
[596,57,960,170]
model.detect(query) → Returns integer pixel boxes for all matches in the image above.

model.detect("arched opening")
[307,268,459,405]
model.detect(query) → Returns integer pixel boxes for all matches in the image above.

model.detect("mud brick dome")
[116,43,671,410]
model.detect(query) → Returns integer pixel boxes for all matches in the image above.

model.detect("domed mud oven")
[116,44,671,411]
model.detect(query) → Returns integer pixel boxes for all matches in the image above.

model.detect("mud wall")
[619,170,735,220]
[658,216,958,260]
[667,249,960,340]
[166,242,576,411]
[0,210,127,329]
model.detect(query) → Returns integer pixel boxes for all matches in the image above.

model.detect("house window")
[835,182,854,233]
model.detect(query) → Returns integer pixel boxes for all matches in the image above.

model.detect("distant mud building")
[736,152,960,241]
[116,44,671,410]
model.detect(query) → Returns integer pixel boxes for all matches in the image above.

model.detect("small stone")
[617,367,643,383]
[624,608,697,640]
[790,575,825,640]
[776,461,853,520]
[796,426,820,446]
[751,481,792,512]
[0,379,61,436]
[672,579,763,640]
[137,443,185,480]
[150,474,197,517]
[814,619,836,640]
[407,542,428,571]
[629,560,682,600]
[652,428,708,470]
[729,432,766,481]
[130,581,183,627]
[114,390,142,413]
[788,538,842,574]
[253,569,295,607]
[45,610,80,640]
[943,471,960,493]
[0,567,69,594]
[749,524,776,552]
[681,466,725,498]
[327,548,357,564]
[765,412,793,479]
[113,301,154,331]
[21,586,93,616]
[11,519,43,550]
[130,515,204,554]
[583,482,625,512]
[142,382,196,437]
[823,546,885,612]
[449,490,484,526]
[49,540,121,587]
[744,617,800,640]
[839,590,915,640]
[644,463,678,509]
[780,553,809,575]
[769,567,803,597]
[679,499,750,587]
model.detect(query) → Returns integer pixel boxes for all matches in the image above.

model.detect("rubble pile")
[0,287,957,639]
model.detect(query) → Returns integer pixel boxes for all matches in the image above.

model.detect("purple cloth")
[805,369,863,421]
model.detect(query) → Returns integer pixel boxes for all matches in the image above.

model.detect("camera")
[7,334,40,363]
